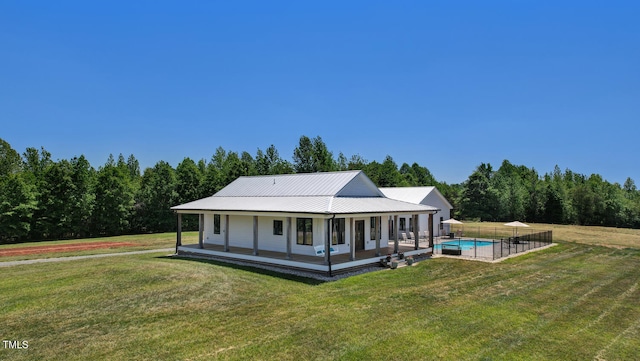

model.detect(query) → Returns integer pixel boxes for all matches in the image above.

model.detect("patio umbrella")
[504,221,529,237]
[442,218,463,236]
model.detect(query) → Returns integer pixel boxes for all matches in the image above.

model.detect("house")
[171,170,438,274]
[379,186,453,238]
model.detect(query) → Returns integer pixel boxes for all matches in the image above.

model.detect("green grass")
[0,232,197,262]
[1,232,640,360]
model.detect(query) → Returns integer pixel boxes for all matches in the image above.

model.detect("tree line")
[1,136,639,243]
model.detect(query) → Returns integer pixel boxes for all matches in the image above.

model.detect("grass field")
[0,232,196,262]
[1,225,639,360]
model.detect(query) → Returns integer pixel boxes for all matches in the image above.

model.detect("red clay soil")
[0,242,138,257]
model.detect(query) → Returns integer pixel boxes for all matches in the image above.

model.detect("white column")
[394,215,399,254]
[349,217,355,261]
[286,217,292,260]
[324,218,330,265]
[428,213,434,248]
[224,215,230,252]
[414,214,420,250]
[253,216,259,256]
[176,213,182,253]
[375,216,381,256]
[198,213,204,249]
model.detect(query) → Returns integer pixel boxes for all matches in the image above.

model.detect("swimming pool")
[434,240,494,251]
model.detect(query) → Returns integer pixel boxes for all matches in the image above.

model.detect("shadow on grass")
[157,255,326,285]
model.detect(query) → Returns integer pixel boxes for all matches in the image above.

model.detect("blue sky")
[2,1,639,185]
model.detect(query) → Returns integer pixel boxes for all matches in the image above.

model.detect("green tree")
[175,157,203,230]
[93,160,134,235]
[0,173,37,243]
[0,138,22,178]
[460,163,499,221]
[293,135,314,173]
[69,155,95,238]
[36,160,77,239]
[311,136,335,172]
[256,145,294,175]
[137,161,177,232]
[176,158,202,204]
[348,154,368,170]
[22,146,52,239]
[365,156,401,187]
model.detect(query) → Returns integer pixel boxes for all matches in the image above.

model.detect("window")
[214,214,221,234]
[296,218,313,245]
[399,218,406,231]
[440,217,444,230]
[388,218,395,238]
[332,218,345,245]
[409,217,413,232]
[370,217,381,240]
[273,220,283,235]
[369,217,376,241]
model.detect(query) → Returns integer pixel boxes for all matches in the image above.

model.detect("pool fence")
[434,230,553,260]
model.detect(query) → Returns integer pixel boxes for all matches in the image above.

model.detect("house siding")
[202,214,398,256]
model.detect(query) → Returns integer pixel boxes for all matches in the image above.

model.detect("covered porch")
[177,241,433,275]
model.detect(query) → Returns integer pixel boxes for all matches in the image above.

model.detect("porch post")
[324,219,330,265]
[428,213,434,248]
[393,215,399,254]
[349,217,355,261]
[176,213,182,253]
[414,214,420,250]
[198,213,204,249]
[253,216,259,256]
[375,216,381,257]
[224,214,229,252]
[286,217,292,260]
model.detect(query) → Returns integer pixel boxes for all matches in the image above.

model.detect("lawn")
[0,232,196,262]
[1,226,639,360]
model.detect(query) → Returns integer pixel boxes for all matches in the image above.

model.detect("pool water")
[434,240,494,251]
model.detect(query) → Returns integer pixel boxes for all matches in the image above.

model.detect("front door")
[355,220,365,251]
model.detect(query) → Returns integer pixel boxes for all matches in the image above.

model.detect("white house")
[379,186,453,238]
[171,170,438,273]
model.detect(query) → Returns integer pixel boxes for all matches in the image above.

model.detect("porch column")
[414,214,420,250]
[224,215,230,252]
[375,216,381,257]
[428,213,434,248]
[286,217,292,260]
[198,213,204,249]
[253,216,259,256]
[324,219,330,265]
[393,215,399,254]
[349,217,355,261]
[176,213,182,253]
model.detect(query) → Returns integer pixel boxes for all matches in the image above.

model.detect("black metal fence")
[433,230,553,261]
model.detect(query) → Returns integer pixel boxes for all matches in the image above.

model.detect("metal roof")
[213,170,383,197]
[172,195,436,215]
[379,186,453,209]
[171,171,436,215]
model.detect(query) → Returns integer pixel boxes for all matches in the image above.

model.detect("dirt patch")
[0,242,138,257]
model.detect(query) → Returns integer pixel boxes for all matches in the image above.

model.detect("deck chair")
[409,232,415,241]
[401,232,408,243]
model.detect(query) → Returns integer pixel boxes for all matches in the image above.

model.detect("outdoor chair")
[401,232,408,243]
[409,232,415,241]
